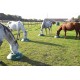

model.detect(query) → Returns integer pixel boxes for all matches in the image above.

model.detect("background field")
[0,22,80,66]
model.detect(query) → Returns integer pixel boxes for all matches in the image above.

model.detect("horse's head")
[56,30,60,36]
[22,30,27,39]
[10,40,19,53]
[54,22,61,38]
[52,21,56,24]
[56,26,62,37]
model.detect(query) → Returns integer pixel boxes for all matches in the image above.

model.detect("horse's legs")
[75,30,78,39]
[79,30,80,39]
[48,27,52,35]
[45,28,47,35]
[40,27,44,34]
[64,30,66,38]
[48,28,50,35]
[17,34,18,40]
[50,27,52,34]
[17,31,20,40]
[18,33,20,40]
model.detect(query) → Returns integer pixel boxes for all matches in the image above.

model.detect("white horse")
[7,21,27,40]
[40,19,55,35]
[0,23,23,60]
[0,23,19,54]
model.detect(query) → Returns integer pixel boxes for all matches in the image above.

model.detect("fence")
[0,20,42,27]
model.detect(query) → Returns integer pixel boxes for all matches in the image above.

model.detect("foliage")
[0,13,22,20]
[0,13,43,22]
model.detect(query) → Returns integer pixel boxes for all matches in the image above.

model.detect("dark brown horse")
[56,22,80,39]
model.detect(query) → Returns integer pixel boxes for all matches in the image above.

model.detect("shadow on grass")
[66,36,79,40]
[29,40,63,47]
[20,56,50,66]
[39,35,53,37]
[60,36,79,40]
[0,61,7,66]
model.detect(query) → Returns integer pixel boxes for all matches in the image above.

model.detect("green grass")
[0,22,80,66]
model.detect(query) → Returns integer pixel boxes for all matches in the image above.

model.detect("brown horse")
[56,22,80,39]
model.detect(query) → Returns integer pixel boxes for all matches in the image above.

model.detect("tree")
[0,13,6,20]
[0,13,23,20]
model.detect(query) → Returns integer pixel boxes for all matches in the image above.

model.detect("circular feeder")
[0,61,2,64]
[38,34,45,36]
[7,52,23,61]
[21,38,29,42]
[54,35,60,38]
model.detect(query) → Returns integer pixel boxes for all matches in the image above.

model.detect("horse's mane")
[0,23,17,43]
[0,23,12,33]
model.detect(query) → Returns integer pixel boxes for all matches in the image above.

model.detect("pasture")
[0,22,80,66]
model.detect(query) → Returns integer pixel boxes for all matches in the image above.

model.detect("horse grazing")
[40,19,55,35]
[0,23,19,54]
[56,22,80,39]
[7,21,27,40]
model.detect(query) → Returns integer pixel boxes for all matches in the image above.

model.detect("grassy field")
[0,22,80,66]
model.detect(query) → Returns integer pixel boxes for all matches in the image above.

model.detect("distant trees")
[0,13,43,22]
[0,13,22,20]
[70,15,80,22]
[1,13,80,22]
[78,15,80,20]
[0,13,6,20]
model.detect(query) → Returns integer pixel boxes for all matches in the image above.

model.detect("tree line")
[0,13,80,22]
[0,13,43,22]
[0,13,22,20]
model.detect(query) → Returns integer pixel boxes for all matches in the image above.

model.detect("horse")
[56,22,80,39]
[0,23,19,54]
[40,19,56,35]
[7,21,27,40]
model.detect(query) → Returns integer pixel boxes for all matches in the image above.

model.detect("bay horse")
[56,22,80,39]
[7,21,27,40]
[0,23,19,54]
[40,19,56,35]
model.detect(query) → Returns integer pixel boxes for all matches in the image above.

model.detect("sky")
[0,0,80,19]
